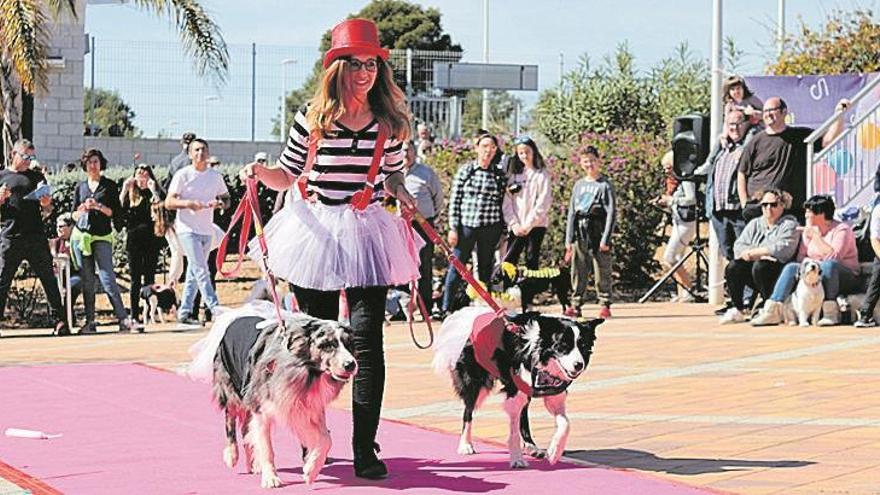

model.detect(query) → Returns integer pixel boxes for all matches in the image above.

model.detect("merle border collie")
[432,307,601,468]
[208,306,357,488]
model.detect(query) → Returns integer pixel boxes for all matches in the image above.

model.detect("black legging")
[127,232,159,321]
[725,258,785,311]
[503,227,547,270]
[292,285,388,452]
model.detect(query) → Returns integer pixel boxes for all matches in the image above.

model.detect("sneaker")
[671,293,696,303]
[719,308,746,324]
[563,307,581,318]
[178,314,202,326]
[79,322,97,334]
[598,306,612,319]
[854,310,877,328]
[431,308,447,322]
[714,302,734,316]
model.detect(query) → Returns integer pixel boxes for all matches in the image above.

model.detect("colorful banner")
[745,73,878,129]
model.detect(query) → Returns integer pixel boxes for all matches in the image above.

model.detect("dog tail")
[431,307,494,375]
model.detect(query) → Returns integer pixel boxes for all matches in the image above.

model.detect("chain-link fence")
[85,39,466,142]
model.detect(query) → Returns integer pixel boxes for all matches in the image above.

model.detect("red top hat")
[323,18,389,69]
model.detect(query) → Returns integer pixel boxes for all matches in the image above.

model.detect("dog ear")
[577,318,602,338]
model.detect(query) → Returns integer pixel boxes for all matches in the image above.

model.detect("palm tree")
[0,0,229,165]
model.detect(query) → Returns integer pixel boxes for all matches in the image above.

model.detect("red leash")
[401,205,530,394]
[216,177,285,327]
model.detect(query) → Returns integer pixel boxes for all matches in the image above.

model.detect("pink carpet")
[0,363,723,494]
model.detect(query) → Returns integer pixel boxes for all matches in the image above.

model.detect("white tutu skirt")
[249,201,424,291]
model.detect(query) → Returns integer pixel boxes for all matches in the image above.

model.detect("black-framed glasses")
[345,58,379,72]
[761,201,781,208]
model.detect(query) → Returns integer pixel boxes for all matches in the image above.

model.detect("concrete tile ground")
[2,292,879,495]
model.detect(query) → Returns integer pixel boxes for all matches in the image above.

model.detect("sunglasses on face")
[762,106,784,114]
[16,152,36,161]
[345,58,379,72]
[256,159,266,164]
[761,201,781,208]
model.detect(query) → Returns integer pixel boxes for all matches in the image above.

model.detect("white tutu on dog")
[250,200,423,291]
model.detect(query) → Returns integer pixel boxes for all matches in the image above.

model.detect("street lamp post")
[203,95,220,136]
[280,59,297,142]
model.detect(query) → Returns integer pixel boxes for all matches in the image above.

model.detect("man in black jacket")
[0,139,69,336]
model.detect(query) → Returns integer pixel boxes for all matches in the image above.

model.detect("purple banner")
[745,73,874,129]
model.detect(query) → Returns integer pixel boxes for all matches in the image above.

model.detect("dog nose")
[343,360,357,372]
[573,361,585,373]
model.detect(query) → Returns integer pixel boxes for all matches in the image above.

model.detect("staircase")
[807,74,880,209]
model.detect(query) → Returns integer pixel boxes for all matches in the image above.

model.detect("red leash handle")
[216,178,285,326]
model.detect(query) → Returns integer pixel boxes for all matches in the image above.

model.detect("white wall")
[82,136,282,169]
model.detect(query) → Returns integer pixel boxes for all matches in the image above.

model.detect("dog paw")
[522,443,547,459]
[222,445,238,469]
[547,443,565,464]
[509,457,529,469]
[457,442,476,455]
[261,471,283,488]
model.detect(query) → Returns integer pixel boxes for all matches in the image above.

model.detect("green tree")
[84,87,139,137]
[461,90,522,137]
[768,9,880,75]
[533,44,662,145]
[0,0,228,164]
[533,42,712,144]
[274,0,462,138]
[650,42,711,139]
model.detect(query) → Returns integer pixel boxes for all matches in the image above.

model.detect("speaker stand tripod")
[639,203,710,304]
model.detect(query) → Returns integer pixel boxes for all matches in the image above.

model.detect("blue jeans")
[178,232,219,316]
[72,239,128,323]
[770,260,860,302]
[442,222,504,311]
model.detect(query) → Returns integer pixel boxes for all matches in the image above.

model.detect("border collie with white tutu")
[432,307,601,468]
[187,302,356,488]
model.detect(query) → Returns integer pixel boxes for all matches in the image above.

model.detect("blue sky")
[83,0,876,140]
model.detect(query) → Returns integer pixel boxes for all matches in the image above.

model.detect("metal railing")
[85,39,465,142]
[807,74,880,208]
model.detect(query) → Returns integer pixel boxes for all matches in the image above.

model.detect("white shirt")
[168,165,228,236]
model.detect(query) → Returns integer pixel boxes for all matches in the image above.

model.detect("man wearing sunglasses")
[737,96,850,222]
[0,139,70,336]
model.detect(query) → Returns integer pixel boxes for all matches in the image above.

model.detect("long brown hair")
[306,57,411,140]
[129,164,158,208]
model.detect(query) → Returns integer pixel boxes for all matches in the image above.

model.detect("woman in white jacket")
[502,136,553,269]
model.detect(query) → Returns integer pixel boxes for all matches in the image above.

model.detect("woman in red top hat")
[241,18,419,480]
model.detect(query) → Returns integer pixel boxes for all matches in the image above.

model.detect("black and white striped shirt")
[278,108,404,205]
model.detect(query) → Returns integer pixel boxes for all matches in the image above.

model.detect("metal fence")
[85,39,465,142]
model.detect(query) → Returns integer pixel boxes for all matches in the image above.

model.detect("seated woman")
[752,195,858,326]
[719,189,800,324]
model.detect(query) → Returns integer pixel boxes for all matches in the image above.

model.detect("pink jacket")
[797,220,859,274]
[502,167,552,233]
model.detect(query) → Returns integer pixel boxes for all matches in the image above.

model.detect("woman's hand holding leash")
[240,161,263,181]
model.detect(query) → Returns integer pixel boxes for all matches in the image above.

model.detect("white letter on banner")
[810,78,829,101]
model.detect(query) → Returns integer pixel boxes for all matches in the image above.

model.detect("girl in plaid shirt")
[440,133,507,316]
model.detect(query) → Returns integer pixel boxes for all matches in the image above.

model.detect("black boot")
[353,442,387,480]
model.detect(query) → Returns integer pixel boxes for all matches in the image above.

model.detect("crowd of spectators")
[4,72,880,335]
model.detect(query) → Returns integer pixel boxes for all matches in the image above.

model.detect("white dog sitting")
[785,259,824,326]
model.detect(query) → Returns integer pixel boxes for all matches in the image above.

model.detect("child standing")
[564,145,615,318]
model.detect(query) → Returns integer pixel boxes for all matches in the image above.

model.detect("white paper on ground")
[4,427,62,439]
